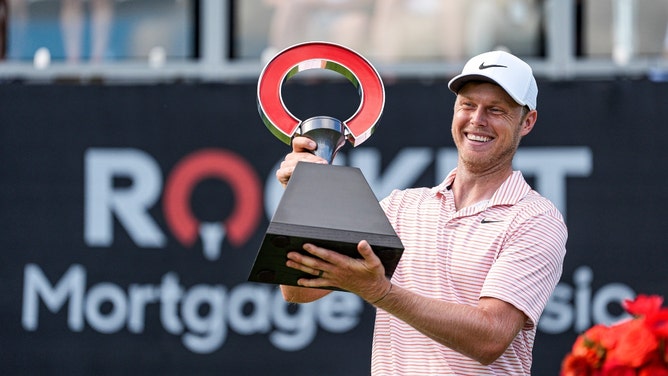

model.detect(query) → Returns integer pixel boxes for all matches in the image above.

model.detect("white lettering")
[84,148,165,247]
[514,147,593,218]
[21,264,363,354]
[270,292,317,351]
[539,283,573,334]
[181,284,226,354]
[128,284,159,333]
[574,265,592,332]
[264,147,593,220]
[199,222,226,261]
[316,292,363,333]
[592,283,635,327]
[538,266,635,334]
[85,283,127,333]
[83,147,592,248]
[160,272,184,334]
[227,284,272,335]
[351,147,433,200]
[22,263,85,331]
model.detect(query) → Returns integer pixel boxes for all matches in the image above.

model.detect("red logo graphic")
[163,149,261,259]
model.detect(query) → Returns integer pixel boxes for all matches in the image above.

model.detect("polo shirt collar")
[433,168,532,207]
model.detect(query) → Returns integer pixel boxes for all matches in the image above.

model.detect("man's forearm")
[373,284,526,365]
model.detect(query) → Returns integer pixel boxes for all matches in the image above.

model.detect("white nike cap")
[448,50,538,110]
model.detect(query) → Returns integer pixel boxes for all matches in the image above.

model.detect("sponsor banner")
[0,80,666,375]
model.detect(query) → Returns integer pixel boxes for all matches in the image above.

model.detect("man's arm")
[287,240,528,365]
[373,285,527,365]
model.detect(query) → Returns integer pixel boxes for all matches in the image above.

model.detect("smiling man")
[276,50,567,375]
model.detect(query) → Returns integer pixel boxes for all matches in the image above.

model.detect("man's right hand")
[276,136,329,187]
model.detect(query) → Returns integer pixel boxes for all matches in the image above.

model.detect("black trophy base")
[248,162,404,289]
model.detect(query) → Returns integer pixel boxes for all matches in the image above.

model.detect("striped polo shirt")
[372,169,567,375]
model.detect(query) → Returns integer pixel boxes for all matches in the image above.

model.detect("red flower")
[571,325,607,367]
[605,318,658,368]
[623,294,663,317]
[599,363,636,376]
[646,310,668,338]
[561,294,668,375]
[560,353,596,376]
[639,360,668,376]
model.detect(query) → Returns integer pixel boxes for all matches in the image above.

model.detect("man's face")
[451,81,536,174]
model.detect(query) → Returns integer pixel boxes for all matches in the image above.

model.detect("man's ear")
[520,110,538,136]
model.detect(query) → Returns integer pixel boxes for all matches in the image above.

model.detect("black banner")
[1,79,667,375]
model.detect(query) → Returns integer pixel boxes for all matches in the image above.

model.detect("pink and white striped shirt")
[372,169,567,375]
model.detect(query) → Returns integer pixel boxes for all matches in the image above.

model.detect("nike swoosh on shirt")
[478,63,508,70]
[481,218,504,224]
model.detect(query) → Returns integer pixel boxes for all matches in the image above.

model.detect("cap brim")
[447,73,532,109]
[448,74,499,94]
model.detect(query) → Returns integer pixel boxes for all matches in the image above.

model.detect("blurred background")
[1,1,668,375]
[0,0,666,80]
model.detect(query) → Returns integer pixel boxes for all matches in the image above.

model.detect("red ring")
[257,42,384,147]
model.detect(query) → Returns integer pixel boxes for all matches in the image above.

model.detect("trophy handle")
[299,116,346,164]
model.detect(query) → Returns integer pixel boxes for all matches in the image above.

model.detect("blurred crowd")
[245,0,668,65]
[0,0,666,65]
[0,0,192,63]
[261,0,543,63]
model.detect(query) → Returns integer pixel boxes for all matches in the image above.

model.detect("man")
[275,50,567,375]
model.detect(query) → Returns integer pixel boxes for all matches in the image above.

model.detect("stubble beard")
[457,128,522,175]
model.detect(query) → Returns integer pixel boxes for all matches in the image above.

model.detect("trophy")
[248,42,404,289]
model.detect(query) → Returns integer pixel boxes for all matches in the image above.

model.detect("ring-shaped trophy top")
[257,41,385,147]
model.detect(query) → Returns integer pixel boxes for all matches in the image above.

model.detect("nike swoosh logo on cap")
[479,63,507,70]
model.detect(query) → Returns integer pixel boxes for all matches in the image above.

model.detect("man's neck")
[450,166,512,211]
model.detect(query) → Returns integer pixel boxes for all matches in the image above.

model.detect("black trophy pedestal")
[248,161,404,289]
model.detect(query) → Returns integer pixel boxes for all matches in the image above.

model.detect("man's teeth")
[467,134,492,142]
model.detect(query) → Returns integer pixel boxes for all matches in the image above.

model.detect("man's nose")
[470,108,487,126]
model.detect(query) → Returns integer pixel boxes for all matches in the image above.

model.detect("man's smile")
[465,133,494,143]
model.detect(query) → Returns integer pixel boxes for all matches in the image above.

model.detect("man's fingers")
[291,136,317,152]
[286,249,329,273]
[357,240,376,261]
